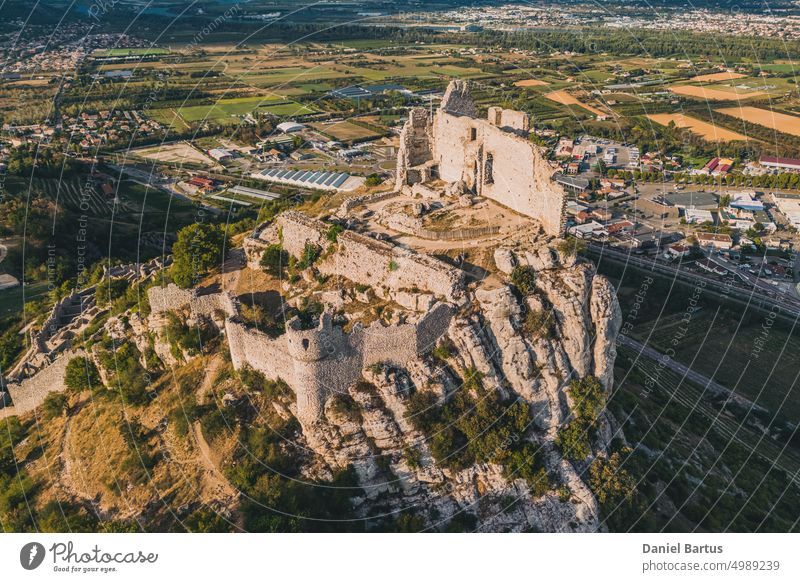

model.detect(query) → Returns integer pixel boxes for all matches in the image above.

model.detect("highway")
[588,243,800,321]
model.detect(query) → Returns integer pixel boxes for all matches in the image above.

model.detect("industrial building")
[251,168,364,192]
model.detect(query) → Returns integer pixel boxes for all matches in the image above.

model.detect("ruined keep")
[395,80,568,236]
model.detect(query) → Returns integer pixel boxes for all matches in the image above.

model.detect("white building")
[684,208,713,224]
[276,121,306,133]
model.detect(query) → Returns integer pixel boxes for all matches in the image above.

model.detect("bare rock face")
[291,251,621,532]
[589,275,623,391]
[300,354,602,532]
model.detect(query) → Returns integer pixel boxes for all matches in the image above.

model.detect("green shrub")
[329,393,361,422]
[64,357,103,392]
[297,242,321,270]
[365,173,383,187]
[510,265,536,295]
[326,224,344,243]
[589,450,636,506]
[260,244,289,278]
[405,372,532,471]
[41,392,68,420]
[522,309,555,338]
[556,422,591,461]
[568,375,606,426]
[557,237,586,258]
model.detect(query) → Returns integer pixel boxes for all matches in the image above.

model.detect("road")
[589,243,800,320]
[617,340,800,488]
[616,334,763,411]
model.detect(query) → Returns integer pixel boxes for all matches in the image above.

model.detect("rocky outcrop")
[292,248,621,532]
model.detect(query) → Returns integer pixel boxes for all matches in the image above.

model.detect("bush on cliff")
[568,375,606,426]
[522,309,555,338]
[260,244,288,278]
[405,371,534,473]
[556,422,591,461]
[297,242,321,270]
[589,449,636,506]
[64,356,103,393]
[510,265,536,295]
[171,223,225,289]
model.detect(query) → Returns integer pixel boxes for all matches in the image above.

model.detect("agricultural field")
[31,176,115,216]
[544,90,607,117]
[647,113,750,142]
[670,83,767,100]
[716,106,800,137]
[689,71,746,83]
[514,79,550,88]
[98,48,170,57]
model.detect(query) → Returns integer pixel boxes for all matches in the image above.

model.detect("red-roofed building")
[607,220,635,234]
[759,156,800,171]
[188,177,216,191]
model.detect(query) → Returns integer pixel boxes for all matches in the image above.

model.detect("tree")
[64,357,103,392]
[589,451,636,506]
[260,244,289,278]
[171,223,224,289]
[365,173,383,187]
[556,423,591,461]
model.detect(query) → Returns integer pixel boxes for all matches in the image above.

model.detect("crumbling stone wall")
[245,212,465,303]
[396,108,434,187]
[0,349,84,419]
[224,303,453,426]
[147,284,236,321]
[432,108,566,236]
[394,80,568,236]
[325,231,464,302]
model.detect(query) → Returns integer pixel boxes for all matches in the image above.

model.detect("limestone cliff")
[271,240,622,532]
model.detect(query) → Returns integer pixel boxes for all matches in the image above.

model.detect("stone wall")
[0,349,84,419]
[147,284,236,321]
[224,303,453,426]
[394,81,568,236]
[431,109,566,236]
[247,212,466,303]
[396,108,434,187]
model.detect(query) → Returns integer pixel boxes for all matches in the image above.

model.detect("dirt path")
[192,356,239,502]
[58,399,115,520]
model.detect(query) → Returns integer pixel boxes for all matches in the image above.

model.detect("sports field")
[132,142,219,167]
[647,113,750,142]
[310,120,382,142]
[178,98,315,122]
[715,106,800,137]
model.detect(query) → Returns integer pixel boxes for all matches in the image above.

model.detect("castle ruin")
[396,80,567,236]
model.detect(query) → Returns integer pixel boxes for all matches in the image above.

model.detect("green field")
[101,48,170,57]
[0,281,49,317]
[758,63,799,73]
[177,97,315,122]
